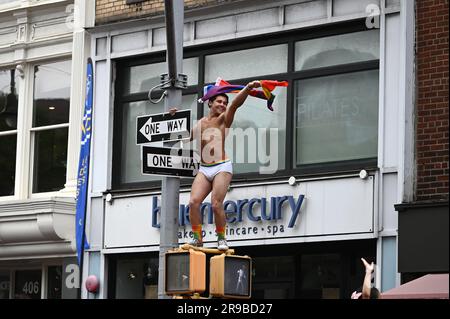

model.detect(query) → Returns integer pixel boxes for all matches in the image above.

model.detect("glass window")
[114,257,158,299]
[14,270,41,299]
[0,135,16,196]
[33,61,71,127]
[0,272,10,299]
[0,68,18,197]
[0,69,18,131]
[33,128,68,193]
[295,30,379,71]
[120,94,197,184]
[294,70,379,165]
[47,266,62,299]
[205,44,288,83]
[32,60,71,193]
[299,254,341,299]
[203,88,286,174]
[123,58,198,95]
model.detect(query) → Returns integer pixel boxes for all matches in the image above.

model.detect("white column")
[60,0,95,196]
[397,0,416,203]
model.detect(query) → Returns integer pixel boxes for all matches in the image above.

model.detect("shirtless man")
[173,80,261,250]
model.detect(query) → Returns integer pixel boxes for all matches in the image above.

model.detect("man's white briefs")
[199,159,233,181]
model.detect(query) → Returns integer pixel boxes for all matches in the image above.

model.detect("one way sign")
[142,146,200,177]
[136,109,191,144]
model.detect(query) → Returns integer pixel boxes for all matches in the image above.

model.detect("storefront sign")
[151,195,305,229]
[104,176,375,248]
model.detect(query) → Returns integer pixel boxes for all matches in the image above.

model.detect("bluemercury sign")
[103,176,375,248]
[151,195,305,240]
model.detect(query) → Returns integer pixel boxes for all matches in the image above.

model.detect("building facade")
[3,0,446,300]
[395,0,449,284]
[0,0,94,299]
[82,0,413,299]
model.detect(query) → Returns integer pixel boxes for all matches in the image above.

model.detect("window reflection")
[202,87,286,174]
[47,266,62,299]
[0,69,18,131]
[295,30,379,71]
[0,135,16,196]
[33,128,68,193]
[0,272,10,299]
[33,60,71,127]
[32,60,71,193]
[115,257,159,299]
[295,70,379,165]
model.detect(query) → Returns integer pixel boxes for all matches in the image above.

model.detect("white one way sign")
[142,146,200,177]
[136,109,191,144]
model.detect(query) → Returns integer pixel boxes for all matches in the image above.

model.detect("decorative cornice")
[0,197,76,250]
[0,196,75,215]
[0,241,75,260]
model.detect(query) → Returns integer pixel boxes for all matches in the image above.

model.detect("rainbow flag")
[198,78,288,111]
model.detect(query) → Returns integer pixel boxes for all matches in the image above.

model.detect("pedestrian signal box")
[210,254,252,299]
[165,249,206,295]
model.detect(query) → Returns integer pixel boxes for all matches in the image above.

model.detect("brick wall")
[416,0,449,201]
[96,0,242,25]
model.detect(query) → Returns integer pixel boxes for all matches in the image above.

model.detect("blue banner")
[75,58,93,265]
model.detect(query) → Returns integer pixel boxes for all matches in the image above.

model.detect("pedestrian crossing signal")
[165,249,206,295]
[209,254,252,299]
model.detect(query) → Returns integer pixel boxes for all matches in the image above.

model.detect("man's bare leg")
[211,172,232,249]
[188,173,212,244]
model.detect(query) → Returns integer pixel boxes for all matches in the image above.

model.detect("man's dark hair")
[208,93,229,107]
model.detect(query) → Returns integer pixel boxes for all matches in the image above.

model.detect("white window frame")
[28,59,71,198]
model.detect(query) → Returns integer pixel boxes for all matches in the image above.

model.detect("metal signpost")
[157,0,185,299]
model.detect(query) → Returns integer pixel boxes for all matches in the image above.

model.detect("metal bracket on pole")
[160,73,188,90]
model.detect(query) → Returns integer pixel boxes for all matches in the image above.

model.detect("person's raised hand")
[361,258,374,273]
[168,107,178,116]
[246,80,261,90]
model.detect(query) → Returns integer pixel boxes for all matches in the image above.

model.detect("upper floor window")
[0,69,18,196]
[113,26,380,190]
[32,60,71,193]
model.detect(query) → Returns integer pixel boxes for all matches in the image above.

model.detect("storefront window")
[0,272,10,299]
[14,270,41,299]
[202,89,287,174]
[47,266,62,299]
[112,256,158,299]
[31,60,71,193]
[114,27,379,189]
[294,70,379,165]
[299,254,341,299]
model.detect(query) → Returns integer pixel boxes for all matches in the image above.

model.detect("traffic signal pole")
[158,0,185,299]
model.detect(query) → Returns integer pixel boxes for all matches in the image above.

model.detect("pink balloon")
[85,275,99,293]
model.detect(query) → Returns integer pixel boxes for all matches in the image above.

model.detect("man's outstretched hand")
[246,80,261,90]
